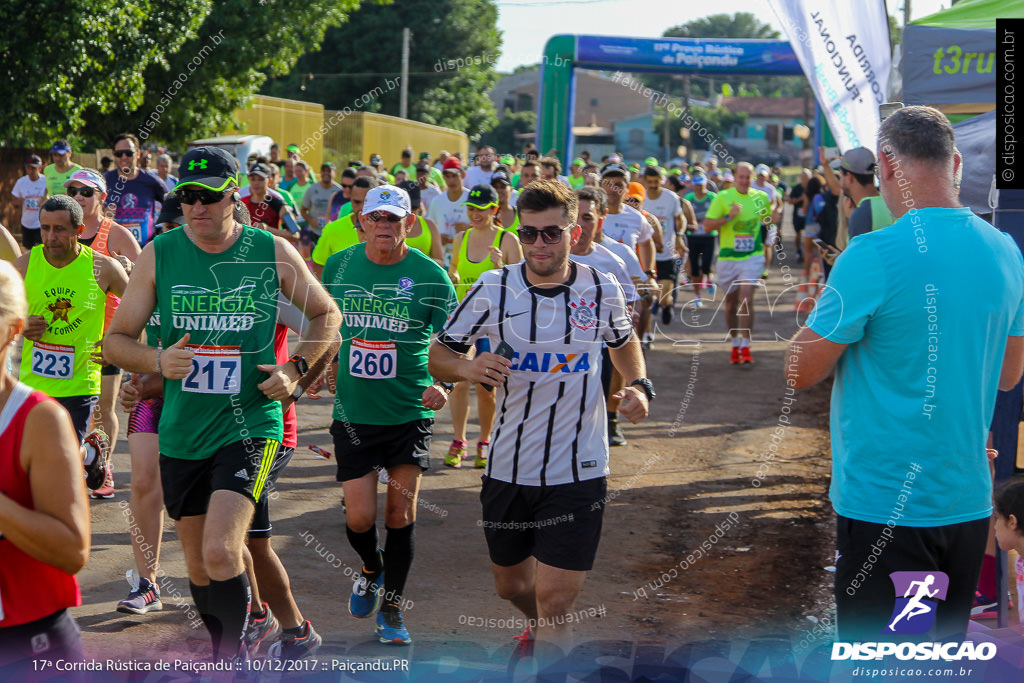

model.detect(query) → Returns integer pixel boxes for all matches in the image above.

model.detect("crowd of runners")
[2,106,1010,678]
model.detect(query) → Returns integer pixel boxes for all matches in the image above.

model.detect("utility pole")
[400,27,410,119]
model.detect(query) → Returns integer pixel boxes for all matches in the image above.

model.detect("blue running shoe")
[348,551,384,618]
[376,605,411,645]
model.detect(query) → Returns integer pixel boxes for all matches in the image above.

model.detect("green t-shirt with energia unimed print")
[323,245,455,426]
[154,226,282,459]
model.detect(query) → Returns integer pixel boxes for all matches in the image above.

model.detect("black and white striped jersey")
[438,261,632,486]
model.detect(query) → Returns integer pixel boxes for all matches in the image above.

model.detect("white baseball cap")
[755,164,770,176]
[64,168,107,194]
[361,184,411,217]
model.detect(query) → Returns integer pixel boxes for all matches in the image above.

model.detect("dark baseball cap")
[840,147,877,175]
[175,147,238,191]
[50,140,71,154]
[490,171,511,186]
[156,193,185,226]
[248,164,271,178]
[465,184,498,208]
[25,154,42,166]
[397,180,422,209]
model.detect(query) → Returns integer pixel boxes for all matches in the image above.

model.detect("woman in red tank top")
[0,260,90,673]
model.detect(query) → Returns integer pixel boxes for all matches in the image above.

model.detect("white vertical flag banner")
[768,0,892,152]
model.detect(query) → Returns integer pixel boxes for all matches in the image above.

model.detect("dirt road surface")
[63,239,840,681]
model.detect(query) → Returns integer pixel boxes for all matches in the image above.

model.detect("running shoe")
[376,604,412,645]
[740,347,754,365]
[117,570,162,615]
[692,296,703,309]
[268,621,322,660]
[91,462,115,499]
[244,602,280,657]
[971,591,998,619]
[661,305,672,325]
[608,417,627,447]
[349,551,384,618]
[475,441,489,469]
[730,347,741,365]
[507,626,535,673]
[512,626,534,659]
[83,428,110,491]
[445,439,466,468]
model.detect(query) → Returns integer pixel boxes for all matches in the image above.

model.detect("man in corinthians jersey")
[430,180,654,665]
[105,147,341,661]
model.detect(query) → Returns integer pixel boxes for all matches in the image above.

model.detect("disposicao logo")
[884,571,948,635]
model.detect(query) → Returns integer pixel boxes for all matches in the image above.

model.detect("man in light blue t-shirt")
[787,106,1024,642]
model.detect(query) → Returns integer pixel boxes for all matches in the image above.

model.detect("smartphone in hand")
[483,340,516,392]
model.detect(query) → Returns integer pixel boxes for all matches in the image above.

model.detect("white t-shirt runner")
[601,204,652,252]
[570,243,638,303]
[12,175,47,229]
[645,189,683,262]
[426,188,469,242]
[464,166,496,188]
[438,261,632,486]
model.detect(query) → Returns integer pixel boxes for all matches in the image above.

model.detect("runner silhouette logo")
[883,571,949,635]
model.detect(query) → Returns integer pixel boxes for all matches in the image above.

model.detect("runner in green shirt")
[317,183,456,647]
[43,140,82,196]
[105,146,341,662]
[704,162,773,365]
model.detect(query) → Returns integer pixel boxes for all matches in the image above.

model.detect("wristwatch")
[630,378,656,401]
[436,381,454,393]
[289,354,309,378]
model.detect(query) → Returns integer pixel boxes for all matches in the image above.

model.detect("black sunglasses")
[365,211,403,223]
[341,183,354,189]
[66,187,97,198]
[113,150,135,158]
[517,225,570,245]
[177,188,230,205]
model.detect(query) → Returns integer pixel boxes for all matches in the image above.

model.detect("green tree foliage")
[653,104,747,151]
[641,13,805,101]
[90,0,363,147]
[0,1,363,148]
[262,0,501,140]
[0,0,210,145]
[479,109,536,154]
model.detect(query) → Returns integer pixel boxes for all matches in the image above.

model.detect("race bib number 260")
[349,339,397,380]
[183,345,241,394]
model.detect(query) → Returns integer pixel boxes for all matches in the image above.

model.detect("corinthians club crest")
[569,297,597,331]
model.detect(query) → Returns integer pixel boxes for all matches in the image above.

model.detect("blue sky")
[494,0,948,73]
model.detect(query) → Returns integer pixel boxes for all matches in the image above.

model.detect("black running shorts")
[249,446,294,538]
[332,418,432,482]
[160,438,282,520]
[655,258,678,281]
[480,476,607,572]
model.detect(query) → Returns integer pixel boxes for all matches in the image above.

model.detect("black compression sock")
[206,572,251,660]
[190,581,217,644]
[346,525,382,573]
[383,523,415,609]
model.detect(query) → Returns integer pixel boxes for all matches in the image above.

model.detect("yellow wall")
[321,112,468,168]
[232,94,325,167]
[360,113,468,168]
[232,95,468,170]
